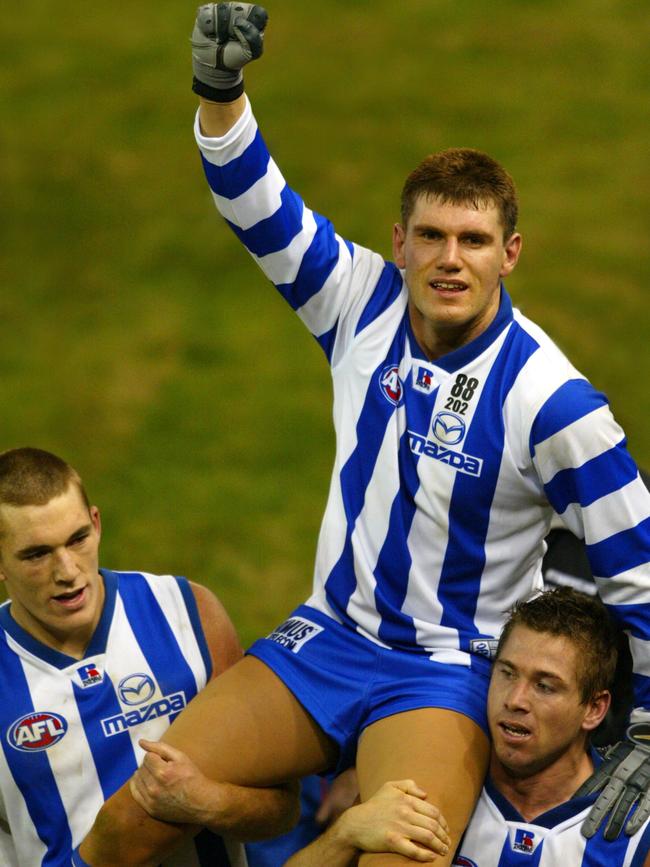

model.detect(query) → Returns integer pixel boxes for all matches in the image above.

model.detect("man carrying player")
[77,6,650,865]
[0,446,296,865]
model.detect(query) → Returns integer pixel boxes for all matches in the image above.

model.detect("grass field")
[2,0,648,645]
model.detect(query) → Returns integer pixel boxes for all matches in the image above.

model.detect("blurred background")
[1,0,648,645]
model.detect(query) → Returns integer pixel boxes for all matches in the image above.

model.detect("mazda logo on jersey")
[7,711,68,752]
[118,673,156,706]
[431,411,466,445]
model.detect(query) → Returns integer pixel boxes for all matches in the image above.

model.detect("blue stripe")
[374,385,440,648]
[194,829,232,865]
[607,602,650,641]
[0,633,73,863]
[316,321,338,362]
[176,576,212,680]
[74,677,137,801]
[631,673,650,712]
[227,185,304,257]
[585,516,650,579]
[543,440,638,514]
[323,324,409,625]
[118,573,202,714]
[631,818,650,866]
[530,379,608,455]
[275,211,344,312]
[438,324,539,646]
[355,262,404,336]
[200,129,270,198]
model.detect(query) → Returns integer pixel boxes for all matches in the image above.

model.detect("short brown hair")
[400,148,519,240]
[0,448,89,514]
[497,587,618,703]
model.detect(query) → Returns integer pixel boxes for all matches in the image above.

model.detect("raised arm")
[191,2,267,135]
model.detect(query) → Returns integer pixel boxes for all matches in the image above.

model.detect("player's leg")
[80,656,338,865]
[355,708,489,867]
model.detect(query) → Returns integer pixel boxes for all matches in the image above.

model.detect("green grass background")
[2,0,648,646]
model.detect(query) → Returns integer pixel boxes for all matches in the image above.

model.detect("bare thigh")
[162,654,339,784]
[356,708,489,867]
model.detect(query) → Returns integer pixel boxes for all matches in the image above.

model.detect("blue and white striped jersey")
[0,569,247,867]
[455,769,650,866]
[195,98,650,711]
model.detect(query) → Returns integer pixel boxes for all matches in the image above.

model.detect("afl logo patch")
[453,858,478,867]
[379,365,404,405]
[431,411,465,445]
[118,673,156,706]
[7,711,68,752]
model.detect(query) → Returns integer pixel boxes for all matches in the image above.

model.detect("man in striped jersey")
[284,589,650,866]
[78,5,650,865]
[0,447,296,866]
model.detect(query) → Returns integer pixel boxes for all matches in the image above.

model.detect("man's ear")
[393,222,407,268]
[582,690,611,733]
[500,232,522,278]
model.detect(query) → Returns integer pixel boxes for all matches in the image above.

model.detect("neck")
[490,743,593,821]
[407,294,500,361]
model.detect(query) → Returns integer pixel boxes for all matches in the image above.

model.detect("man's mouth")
[500,721,532,739]
[430,280,467,292]
[52,587,86,608]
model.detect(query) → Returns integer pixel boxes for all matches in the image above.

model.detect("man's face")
[487,625,606,779]
[393,194,521,355]
[0,484,103,656]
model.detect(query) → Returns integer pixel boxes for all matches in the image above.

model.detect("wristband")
[192,76,244,103]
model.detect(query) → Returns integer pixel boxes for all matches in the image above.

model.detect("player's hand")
[130,739,221,826]
[315,767,359,827]
[577,722,650,840]
[336,780,451,861]
[192,2,268,102]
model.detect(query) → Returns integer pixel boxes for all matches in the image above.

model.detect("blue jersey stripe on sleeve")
[276,211,344,312]
[586,516,650,579]
[0,635,73,863]
[200,129,270,198]
[316,321,339,362]
[606,602,650,641]
[226,185,304,257]
[355,263,403,337]
[543,439,638,514]
[176,576,212,680]
[530,379,608,454]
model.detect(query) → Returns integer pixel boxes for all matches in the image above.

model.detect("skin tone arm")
[78,582,300,864]
[284,780,450,867]
[198,94,246,137]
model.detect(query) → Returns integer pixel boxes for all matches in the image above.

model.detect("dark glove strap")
[192,76,245,103]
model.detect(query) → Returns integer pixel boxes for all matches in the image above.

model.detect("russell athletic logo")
[8,711,68,752]
[77,662,103,687]
[513,828,536,854]
[378,365,404,405]
[267,617,324,653]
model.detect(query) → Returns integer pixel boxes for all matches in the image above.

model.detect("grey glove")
[191,2,268,102]
[577,721,650,840]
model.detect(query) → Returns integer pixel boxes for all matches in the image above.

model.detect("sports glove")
[191,2,268,102]
[577,721,650,840]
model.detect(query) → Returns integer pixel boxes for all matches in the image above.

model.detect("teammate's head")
[488,588,616,781]
[0,447,90,522]
[400,148,518,241]
[0,448,103,657]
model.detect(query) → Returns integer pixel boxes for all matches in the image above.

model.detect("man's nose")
[505,681,531,712]
[53,548,80,582]
[437,237,461,270]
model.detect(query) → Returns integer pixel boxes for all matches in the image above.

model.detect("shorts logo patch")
[453,857,478,867]
[512,828,536,853]
[470,639,499,660]
[7,712,68,752]
[267,617,324,653]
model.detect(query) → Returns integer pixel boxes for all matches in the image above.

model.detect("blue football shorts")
[247,604,491,771]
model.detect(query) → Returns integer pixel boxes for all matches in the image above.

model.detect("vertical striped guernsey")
[0,570,247,867]
[195,97,650,712]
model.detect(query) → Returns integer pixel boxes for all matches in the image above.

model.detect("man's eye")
[537,682,554,694]
[25,551,46,562]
